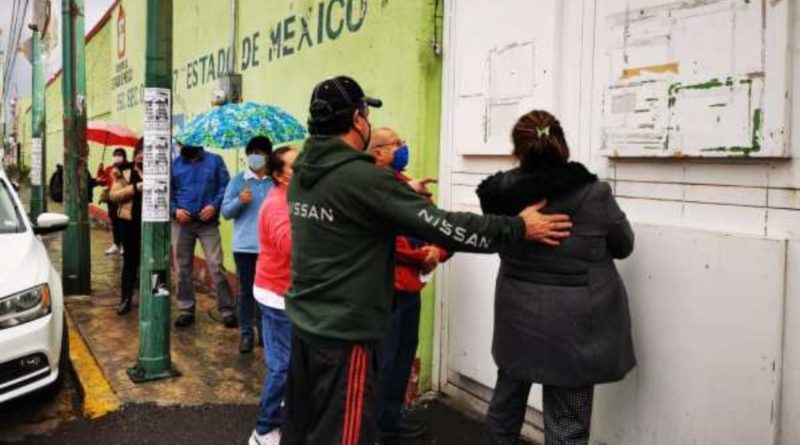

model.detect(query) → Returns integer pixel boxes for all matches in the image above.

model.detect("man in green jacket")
[279,76,571,445]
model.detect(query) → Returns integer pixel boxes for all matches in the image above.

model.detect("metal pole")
[61,0,91,295]
[128,0,176,383]
[0,51,5,162]
[30,25,47,219]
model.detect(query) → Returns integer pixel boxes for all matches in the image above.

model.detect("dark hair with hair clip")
[511,110,570,171]
[267,146,297,181]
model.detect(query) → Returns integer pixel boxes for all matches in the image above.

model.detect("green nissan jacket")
[286,136,526,343]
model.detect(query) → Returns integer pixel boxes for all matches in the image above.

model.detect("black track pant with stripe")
[281,333,380,445]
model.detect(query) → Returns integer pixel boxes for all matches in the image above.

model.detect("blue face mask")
[391,145,410,172]
[247,154,266,171]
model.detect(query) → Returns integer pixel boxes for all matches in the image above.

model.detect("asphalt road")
[0,372,79,443]
[1,391,496,445]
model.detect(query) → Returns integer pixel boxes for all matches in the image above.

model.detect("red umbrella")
[87,121,139,147]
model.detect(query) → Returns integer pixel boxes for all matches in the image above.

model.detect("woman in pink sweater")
[249,146,298,445]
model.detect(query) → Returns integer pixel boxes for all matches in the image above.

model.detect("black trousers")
[118,219,141,301]
[378,291,421,429]
[486,369,594,445]
[281,333,380,445]
[107,201,123,247]
[233,253,260,339]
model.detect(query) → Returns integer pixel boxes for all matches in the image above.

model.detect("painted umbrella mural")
[176,102,307,149]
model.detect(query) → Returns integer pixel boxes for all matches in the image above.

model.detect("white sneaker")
[249,429,280,445]
[105,245,119,255]
[118,246,124,256]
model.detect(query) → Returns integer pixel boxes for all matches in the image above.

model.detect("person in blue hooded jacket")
[171,143,235,328]
[222,136,274,353]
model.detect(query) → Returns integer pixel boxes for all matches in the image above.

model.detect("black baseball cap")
[309,76,383,120]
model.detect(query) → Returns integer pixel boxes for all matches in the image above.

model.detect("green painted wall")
[21,11,113,199]
[21,0,443,392]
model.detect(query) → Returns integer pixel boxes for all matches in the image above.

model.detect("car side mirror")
[33,213,70,235]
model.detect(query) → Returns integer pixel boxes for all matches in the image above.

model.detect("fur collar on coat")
[476,162,597,216]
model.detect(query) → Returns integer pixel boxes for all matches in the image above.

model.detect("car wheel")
[39,315,69,400]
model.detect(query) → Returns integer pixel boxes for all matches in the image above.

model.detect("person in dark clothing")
[476,110,636,445]
[48,165,64,203]
[280,76,572,445]
[48,164,100,203]
[109,140,144,316]
[369,127,449,440]
[97,148,129,255]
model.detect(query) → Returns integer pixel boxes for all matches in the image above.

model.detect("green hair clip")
[536,126,551,138]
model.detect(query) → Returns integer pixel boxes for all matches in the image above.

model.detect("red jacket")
[254,185,292,296]
[393,172,450,292]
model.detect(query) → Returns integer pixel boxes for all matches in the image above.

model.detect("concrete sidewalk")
[46,221,265,409]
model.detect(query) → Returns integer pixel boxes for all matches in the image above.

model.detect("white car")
[0,168,70,403]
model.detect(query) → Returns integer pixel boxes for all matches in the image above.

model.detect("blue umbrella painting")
[176,102,307,149]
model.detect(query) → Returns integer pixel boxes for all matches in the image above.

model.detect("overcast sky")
[1,0,115,98]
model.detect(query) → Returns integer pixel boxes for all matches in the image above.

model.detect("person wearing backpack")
[48,165,64,203]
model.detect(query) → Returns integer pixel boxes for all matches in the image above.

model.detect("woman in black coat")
[477,110,635,445]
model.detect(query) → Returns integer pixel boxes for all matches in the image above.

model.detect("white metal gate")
[436,1,793,444]
[435,1,590,438]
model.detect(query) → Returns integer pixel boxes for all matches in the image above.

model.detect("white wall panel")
[766,208,800,240]
[681,203,766,236]
[780,241,800,445]
[768,189,800,210]
[615,198,684,227]
[684,185,767,207]
[439,1,800,443]
[593,225,786,445]
[615,181,685,201]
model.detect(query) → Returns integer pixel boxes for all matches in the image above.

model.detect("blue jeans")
[256,303,292,434]
[378,291,421,429]
[234,253,259,338]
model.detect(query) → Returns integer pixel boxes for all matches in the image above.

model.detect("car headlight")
[0,284,51,329]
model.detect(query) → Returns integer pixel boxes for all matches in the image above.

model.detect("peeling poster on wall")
[142,88,171,223]
[598,0,791,158]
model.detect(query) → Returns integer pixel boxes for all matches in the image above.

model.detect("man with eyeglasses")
[368,127,447,440]
[279,76,572,445]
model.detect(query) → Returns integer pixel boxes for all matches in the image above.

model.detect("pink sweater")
[254,185,292,296]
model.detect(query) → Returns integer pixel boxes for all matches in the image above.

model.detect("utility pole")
[1,50,5,162]
[29,24,47,219]
[128,0,176,383]
[61,0,91,295]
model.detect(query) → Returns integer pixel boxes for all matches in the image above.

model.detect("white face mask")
[113,155,124,165]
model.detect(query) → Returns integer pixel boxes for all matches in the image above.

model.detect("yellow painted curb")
[65,311,121,419]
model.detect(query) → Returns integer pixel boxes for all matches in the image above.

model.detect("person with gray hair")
[368,127,448,440]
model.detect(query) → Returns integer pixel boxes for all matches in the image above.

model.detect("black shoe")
[222,313,238,329]
[239,335,254,354]
[174,312,195,328]
[116,298,132,316]
[380,419,427,439]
